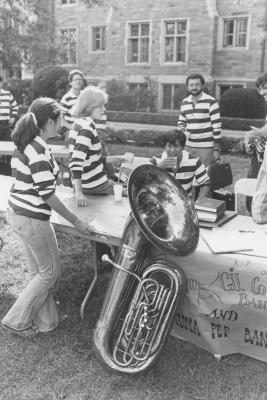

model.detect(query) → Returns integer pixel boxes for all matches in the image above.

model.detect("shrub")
[106,79,137,111]
[221,117,266,131]
[220,88,266,119]
[3,78,33,105]
[32,65,69,100]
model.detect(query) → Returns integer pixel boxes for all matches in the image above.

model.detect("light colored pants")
[2,210,61,332]
[185,146,215,168]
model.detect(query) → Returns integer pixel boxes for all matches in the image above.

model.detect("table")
[1,176,267,363]
[0,141,70,179]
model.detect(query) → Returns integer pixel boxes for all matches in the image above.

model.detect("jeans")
[2,210,61,332]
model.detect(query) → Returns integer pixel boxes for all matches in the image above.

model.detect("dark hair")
[163,130,186,148]
[11,97,61,152]
[255,73,267,89]
[186,73,205,86]
[68,69,84,83]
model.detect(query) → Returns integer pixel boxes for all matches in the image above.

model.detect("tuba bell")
[93,164,199,374]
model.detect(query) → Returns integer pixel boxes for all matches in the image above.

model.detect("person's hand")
[73,217,95,235]
[112,155,126,168]
[157,157,176,170]
[9,118,15,127]
[75,192,87,207]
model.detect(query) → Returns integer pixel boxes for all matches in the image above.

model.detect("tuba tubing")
[93,214,185,374]
[93,164,198,374]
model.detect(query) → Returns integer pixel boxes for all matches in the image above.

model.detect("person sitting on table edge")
[69,85,128,207]
[149,130,211,201]
[251,124,267,225]
[2,97,94,338]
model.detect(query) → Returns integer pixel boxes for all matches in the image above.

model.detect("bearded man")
[177,73,221,168]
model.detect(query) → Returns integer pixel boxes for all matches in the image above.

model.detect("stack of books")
[195,197,226,223]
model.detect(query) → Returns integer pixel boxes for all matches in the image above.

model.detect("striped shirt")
[69,117,107,189]
[8,136,59,221]
[177,92,221,149]
[149,150,210,196]
[0,89,18,121]
[60,89,79,125]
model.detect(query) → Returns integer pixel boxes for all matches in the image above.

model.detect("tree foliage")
[31,65,69,100]
[0,0,58,76]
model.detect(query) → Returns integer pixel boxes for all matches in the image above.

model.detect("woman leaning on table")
[2,97,94,338]
[69,85,127,207]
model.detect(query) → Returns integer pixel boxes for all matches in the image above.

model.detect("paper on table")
[201,228,253,254]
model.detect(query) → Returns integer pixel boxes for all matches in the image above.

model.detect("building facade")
[55,0,267,111]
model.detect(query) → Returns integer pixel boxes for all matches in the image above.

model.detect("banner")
[148,239,267,362]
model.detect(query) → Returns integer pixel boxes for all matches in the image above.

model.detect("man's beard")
[189,89,202,97]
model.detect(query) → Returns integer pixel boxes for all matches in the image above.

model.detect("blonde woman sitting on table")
[2,98,94,338]
[69,85,127,207]
[149,130,211,200]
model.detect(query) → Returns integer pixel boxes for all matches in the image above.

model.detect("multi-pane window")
[91,26,106,52]
[223,17,248,48]
[162,84,181,110]
[61,0,76,4]
[59,28,77,64]
[127,22,150,63]
[163,20,187,63]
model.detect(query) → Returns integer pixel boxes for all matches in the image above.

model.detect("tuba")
[93,164,199,374]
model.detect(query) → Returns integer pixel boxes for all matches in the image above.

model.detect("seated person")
[149,130,211,200]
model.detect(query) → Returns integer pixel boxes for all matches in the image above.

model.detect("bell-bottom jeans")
[2,209,61,332]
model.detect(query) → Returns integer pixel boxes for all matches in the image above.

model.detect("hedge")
[107,111,266,131]
[106,126,245,154]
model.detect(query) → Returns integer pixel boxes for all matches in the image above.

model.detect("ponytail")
[11,113,40,153]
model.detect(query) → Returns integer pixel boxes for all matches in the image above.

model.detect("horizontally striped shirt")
[8,136,59,221]
[177,92,221,149]
[69,117,107,189]
[149,150,210,195]
[60,89,79,125]
[0,89,18,121]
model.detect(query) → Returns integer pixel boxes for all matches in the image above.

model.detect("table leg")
[80,240,99,319]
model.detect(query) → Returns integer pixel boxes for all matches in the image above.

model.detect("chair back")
[234,178,257,212]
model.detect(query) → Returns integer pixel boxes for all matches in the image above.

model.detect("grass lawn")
[1,147,264,400]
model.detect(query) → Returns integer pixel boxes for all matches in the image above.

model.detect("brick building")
[55,0,267,111]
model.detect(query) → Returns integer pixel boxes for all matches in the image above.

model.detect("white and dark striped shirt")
[150,150,210,195]
[60,89,79,125]
[177,92,221,149]
[8,136,59,220]
[69,117,107,189]
[0,89,18,121]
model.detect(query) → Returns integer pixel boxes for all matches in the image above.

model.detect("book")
[201,228,253,254]
[195,197,226,213]
[199,210,237,229]
[197,207,225,222]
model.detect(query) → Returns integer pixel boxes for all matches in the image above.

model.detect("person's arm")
[177,104,187,133]
[9,93,18,126]
[246,124,267,138]
[46,193,94,235]
[210,99,222,162]
[69,127,93,207]
[194,158,211,199]
[198,185,211,200]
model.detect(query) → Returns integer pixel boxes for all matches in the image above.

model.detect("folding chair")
[234,178,257,213]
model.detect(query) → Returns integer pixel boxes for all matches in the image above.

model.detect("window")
[59,28,77,64]
[222,17,248,48]
[127,22,150,63]
[162,84,181,110]
[60,0,76,4]
[90,26,106,52]
[163,20,187,63]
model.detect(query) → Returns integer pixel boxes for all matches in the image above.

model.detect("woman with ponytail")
[2,97,94,338]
